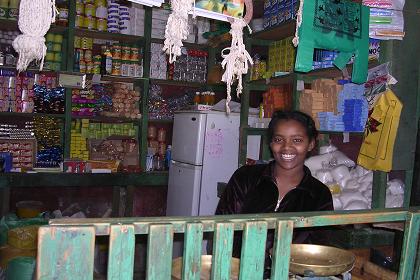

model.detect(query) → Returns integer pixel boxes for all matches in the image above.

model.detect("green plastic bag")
[0,214,47,246]
[5,257,36,280]
[294,0,370,84]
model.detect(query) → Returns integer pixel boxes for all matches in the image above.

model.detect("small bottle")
[165,145,171,170]
[209,92,215,105]
[101,44,113,75]
[193,92,200,105]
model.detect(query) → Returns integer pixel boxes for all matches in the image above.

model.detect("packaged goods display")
[0,139,36,169]
[73,37,142,77]
[300,79,369,132]
[33,116,63,168]
[262,86,292,118]
[250,54,267,81]
[148,84,194,120]
[44,33,64,71]
[268,37,295,75]
[71,82,141,119]
[263,0,298,29]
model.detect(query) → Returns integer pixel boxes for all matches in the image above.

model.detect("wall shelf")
[0,112,65,118]
[74,28,143,43]
[0,172,168,188]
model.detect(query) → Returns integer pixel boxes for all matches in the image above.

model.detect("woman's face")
[269,119,315,171]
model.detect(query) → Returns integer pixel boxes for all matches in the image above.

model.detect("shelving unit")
[238,10,420,211]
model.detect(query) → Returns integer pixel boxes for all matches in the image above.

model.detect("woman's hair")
[267,110,318,143]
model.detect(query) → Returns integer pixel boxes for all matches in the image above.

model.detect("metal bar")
[182,223,204,280]
[146,224,174,280]
[270,220,294,280]
[107,225,135,280]
[372,171,387,209]
[239,221,268,280]
[211,222,234,280]
[397,213,420,279]
[37,226,95,280]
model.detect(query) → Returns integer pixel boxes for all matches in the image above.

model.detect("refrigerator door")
[171,112,207,166]
[199,112,240,215]
[166,160,202,216]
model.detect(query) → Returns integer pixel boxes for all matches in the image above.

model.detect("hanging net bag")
[12,0,58,72]
[163,0,194,63]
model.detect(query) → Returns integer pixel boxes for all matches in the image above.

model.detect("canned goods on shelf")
[74,37,81,49]
[96,6,107,19]
[76,2,84,15]
[97,19,107,31]
[46,52,55,61]
[84,4,96,17]
[75,15,84,28]
[52,43,61,52]
[84,16,97,30]
[83,49,93,62]
[54,34,63,43]
[46,33,55,42]
[54,52,62,62]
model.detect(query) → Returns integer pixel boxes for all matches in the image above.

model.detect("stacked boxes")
[263,0,299,29]
[131,3,145,36]
[71,119,89,160]
[312,49,338,70]
[262,86,292,118]
[71,119,137,159]
[151,8,170,39]
[299,79,342,129]
[337,83,368,132]
[150,43,167,79]
[268,37,295,75]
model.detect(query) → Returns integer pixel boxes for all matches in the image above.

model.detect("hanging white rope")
[221,18,253,113]
[162,0,194,63]
[292,0,304,47]
[12,0,58,72]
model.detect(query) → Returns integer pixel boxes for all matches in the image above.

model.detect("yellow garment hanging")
[357,89,403,172]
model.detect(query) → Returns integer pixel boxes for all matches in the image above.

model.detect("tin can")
[74,36,81,49]
[111,59,121,76]
[96,19,107,31]
[75,15,84,28]
[121,45,131,60]
[46,52,55,61]
[79,60,86,73]
[76,2,84,15]
[52,43,62,52]
[86,61,93,74]
[112,44,122,60]
[84,16,96,30]
[54,52,62,62]
[54,34,63,43]
[84,4,96,17]
[83,49,92,62]
[46,33,55,42]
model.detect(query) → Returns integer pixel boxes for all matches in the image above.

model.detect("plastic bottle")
[165,145,171,170]
[193,92,200,105]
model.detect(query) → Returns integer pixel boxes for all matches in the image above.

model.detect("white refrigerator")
[167,110,260,217]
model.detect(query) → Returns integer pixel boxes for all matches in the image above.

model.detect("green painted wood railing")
[37,209,420,280]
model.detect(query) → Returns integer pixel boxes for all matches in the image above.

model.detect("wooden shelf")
[148,119,174,123]
[0,172,168,187]
[150,38,209,50]
[71,115,141,124]
[84,74,147,83]
[150,78,206,87]
[0,112,65,118]
[0,19,68,33]
[244,127,365,136]
[252,21,296,41]
[74,28,143,43]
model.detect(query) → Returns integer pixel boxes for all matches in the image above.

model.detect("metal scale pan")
[289,244,356,277]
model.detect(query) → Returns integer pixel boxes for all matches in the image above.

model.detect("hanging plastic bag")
[293,0,370,84]
[357,89,402,171]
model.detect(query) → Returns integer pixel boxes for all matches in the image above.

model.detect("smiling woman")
[213,110,333,278]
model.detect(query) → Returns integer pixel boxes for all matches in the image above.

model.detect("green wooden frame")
[37,208,419,279]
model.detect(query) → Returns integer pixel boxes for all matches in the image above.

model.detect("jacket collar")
[261,161,316,197]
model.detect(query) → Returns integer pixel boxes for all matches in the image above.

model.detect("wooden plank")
[146,224,174,280]
[182,223,204,280]
[37,226,95,280]
[211,222,234,280]
[270,220,294,280]
[372,171,387,209]
[50,209,413,235]
[239,221,268,280]
[0,186,10,217]
[107,225,135,280]
[397,213,420,280]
